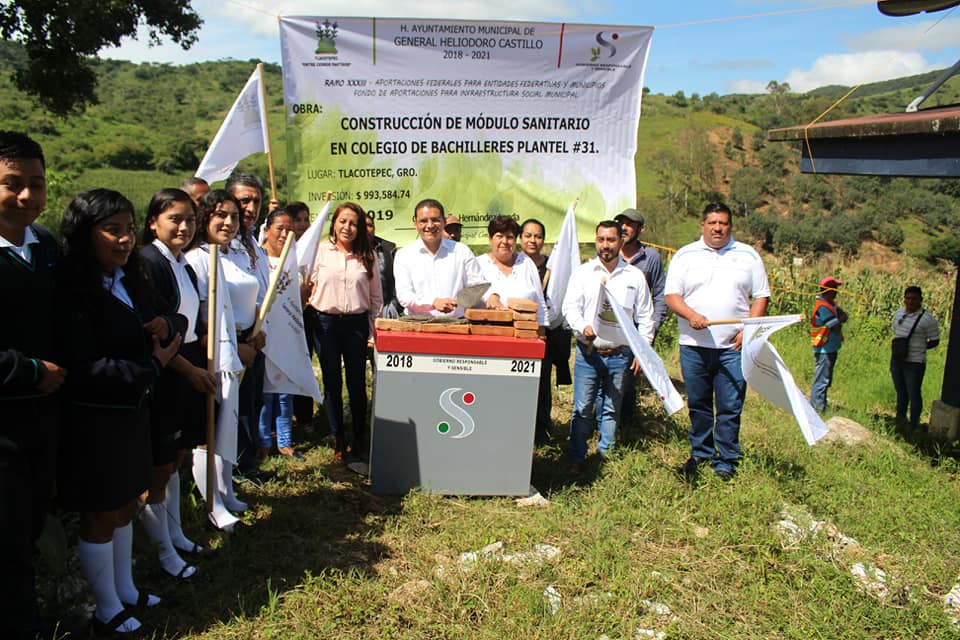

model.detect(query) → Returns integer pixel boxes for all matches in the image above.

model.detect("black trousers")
[0,423,56,639]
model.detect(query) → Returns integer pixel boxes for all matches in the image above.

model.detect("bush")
[94,140,153,170]
[874,222,904,249]
[927,236,960,265]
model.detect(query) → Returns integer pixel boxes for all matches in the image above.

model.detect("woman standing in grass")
[139,188,218,577]
[519,218,572,444]
[258,208,303,461]
[306,202,382,461]
[58,189,182,635]
[186,190,265,531]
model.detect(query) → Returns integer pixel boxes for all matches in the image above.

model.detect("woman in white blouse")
[477,215,547,327]
[185,190,265,531]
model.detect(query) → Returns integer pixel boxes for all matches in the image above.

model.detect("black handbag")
[891,311,923,361]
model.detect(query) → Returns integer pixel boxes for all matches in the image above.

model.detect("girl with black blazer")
[57,189,182,635]
[138,188,218,579]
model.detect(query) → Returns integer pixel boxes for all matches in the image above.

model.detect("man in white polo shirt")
[665,202,769,482]
[394,198,485,318]
[563,220,654,472]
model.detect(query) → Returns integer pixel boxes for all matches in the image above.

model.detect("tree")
[0,1,201,114]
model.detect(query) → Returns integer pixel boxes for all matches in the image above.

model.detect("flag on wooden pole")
[602,283,685,416]
[196,65,270,183]
[740,315,829,445]
[261,234,322,400]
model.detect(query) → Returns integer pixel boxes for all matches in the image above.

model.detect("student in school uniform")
[185,190,266,530]
[0,131,66,640]
[139,188,218,578]
[57,188,182,636]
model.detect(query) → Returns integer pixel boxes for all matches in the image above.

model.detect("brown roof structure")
[768,104,960,177]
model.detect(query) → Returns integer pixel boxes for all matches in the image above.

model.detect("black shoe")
[713,468,734,482]
[676,457,708,482]
[90,609,143,637]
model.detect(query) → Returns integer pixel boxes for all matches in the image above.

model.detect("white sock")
[113,522,161,608]
[140,503,196,579]
[217,455,248,513]
[192,449,240,531]
[165,470,202,553]
[78,539,140,632]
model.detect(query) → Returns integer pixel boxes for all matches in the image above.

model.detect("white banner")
[295,198,334,282]
[279,17,652,244]
[741,315,829,446]
[263,240,322,401]
[603,284,684,416]
[544,200,581,328]
[196,65,270,184]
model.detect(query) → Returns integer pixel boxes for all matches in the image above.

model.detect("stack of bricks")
[465,298,540,339]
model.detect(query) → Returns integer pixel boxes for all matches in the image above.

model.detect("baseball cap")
[445,215,462,228]
[820,276,842,289]
[615,208,644,226]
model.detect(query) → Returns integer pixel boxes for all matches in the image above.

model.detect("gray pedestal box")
[370,330,544,495]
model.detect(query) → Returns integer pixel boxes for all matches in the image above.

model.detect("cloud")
[726,79,769,94]
[784,50,940,91]
[845,18,960,53]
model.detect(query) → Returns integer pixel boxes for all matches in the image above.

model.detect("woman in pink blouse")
[307,202,382,461]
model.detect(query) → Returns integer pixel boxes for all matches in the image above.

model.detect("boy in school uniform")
[0,131,66,639]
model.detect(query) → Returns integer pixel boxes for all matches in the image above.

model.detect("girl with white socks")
[139,189,219,578]
[57,189,183,635]
[186,190,265,531]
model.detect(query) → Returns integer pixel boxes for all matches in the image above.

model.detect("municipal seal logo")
[437,388,476,439]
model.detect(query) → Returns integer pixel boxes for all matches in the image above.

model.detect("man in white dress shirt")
[562,220,654,472]
[394,198,484,318]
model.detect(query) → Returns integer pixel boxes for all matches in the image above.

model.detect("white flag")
[196,65,270,183]
[740,315,829,446]
[603,285,685,416]
[210,252,243,463]
[263,239,322,401]
[544,200,581,327]
[295,199,334,281]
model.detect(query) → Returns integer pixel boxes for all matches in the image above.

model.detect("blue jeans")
[258,393,294,449]
[310,311,370,449]
[679,345,747,474]
[569,343,630,462]
[890,358,926,427]
[810,351,838,412]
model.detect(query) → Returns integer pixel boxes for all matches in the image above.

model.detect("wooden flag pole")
[252,231,295,336]
[704,314,803,326]
[257,62,278,203]
[205,245,219,514]
[237,232,295,385]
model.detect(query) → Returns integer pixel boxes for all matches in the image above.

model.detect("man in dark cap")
[613,207,666,421]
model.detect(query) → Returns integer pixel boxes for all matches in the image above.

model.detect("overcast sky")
[104,0,960,95]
